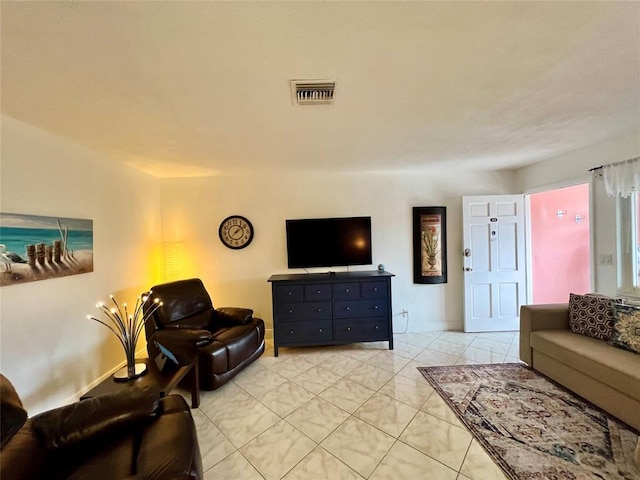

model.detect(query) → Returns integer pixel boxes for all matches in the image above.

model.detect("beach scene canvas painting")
[0,212,93,287]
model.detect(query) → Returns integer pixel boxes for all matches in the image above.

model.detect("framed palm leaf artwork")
[413,206,447,284]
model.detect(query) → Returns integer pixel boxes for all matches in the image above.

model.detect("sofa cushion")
[609,303,640,354]
[568,293,614,341]
[530,329,640,401]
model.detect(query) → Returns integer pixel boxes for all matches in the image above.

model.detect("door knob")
[464,267,472,271]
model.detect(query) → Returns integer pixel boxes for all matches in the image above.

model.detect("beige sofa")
[519,303,640,432]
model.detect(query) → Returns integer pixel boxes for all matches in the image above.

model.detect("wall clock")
[218,215,254,249]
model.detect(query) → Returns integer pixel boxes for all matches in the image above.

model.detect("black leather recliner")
[0,375,202,480]
[144,278,265,390]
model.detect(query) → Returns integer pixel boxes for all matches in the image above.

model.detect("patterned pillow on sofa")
[568,293,614,341]
[609,303,640,354]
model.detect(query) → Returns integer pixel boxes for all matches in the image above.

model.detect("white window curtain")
[602,157,640,198]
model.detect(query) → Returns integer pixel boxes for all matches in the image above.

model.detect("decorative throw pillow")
[568,293,614,341]
[608,303,640,354]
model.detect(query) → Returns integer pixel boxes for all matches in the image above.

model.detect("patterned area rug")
[418,364,639,480]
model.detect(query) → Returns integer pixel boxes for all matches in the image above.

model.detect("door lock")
[463,248,471,257]
[464,267,473,272]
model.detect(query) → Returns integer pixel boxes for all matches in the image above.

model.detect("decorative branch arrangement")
[88,292,163,380]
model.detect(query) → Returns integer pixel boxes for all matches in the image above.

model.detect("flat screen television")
[286,216,372,269]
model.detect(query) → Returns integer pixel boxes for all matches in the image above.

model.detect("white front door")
[462,195,526,332]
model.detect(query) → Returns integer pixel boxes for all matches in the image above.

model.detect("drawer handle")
[374,287,378,292]
[316,290,321,294]
[288,291,293,295]
[373,305,379,310]
[289,329,295,334]
[318,328,323,333]
[346,327,351,331]
[346,306,350,311]
[375,325,380,329]
[317,308,322,312]
[288,309,294,313]
[345,288,350,293]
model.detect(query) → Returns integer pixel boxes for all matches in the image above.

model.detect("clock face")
[219,215,254,249]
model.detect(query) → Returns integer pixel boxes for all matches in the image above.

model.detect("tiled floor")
[186,330,521,480]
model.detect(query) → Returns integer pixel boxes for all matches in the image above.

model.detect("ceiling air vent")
[291,80,336,106]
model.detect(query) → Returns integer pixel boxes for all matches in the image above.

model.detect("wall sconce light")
[162,241,186,282]
[556,209,567,219]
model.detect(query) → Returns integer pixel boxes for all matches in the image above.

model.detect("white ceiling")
[2,1,639,178]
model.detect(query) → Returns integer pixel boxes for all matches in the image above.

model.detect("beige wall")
[159,170,517,336]
[515,129,640,296]
[0,116,161,414]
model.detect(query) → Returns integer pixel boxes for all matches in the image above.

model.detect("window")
[618,192,640,297]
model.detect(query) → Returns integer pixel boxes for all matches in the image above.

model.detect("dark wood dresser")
[268,271,394,356]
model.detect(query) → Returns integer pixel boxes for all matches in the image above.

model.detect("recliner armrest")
[215,307,254,324]
[31,386,159,450]
[151,329,212,366]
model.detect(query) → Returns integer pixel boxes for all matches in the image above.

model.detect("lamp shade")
[162,241,185,281]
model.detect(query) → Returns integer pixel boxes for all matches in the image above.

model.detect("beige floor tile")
[366,350,412,373]
[458,346,506,364]
[239,420,316,480]
[414,348,460,366]
[345,362,395,390]
[194,333,516,480]
[378,373,434,409]
[191,409,236,472]
[400,411,473,471]
[426,338,469,357]
[397,360,430,382]
[420,393,466,429]
[215,398,281,447]
[370,440,458,480]
[266,356,316,379]
[339,348,380,362]
[283,446,363,480]
[354,392,418,437]
[389,340,425,359]
[285,396,350,443]
[460,440,508,480]
[257,380,316,417]
[291,364,342,394]
[437,331,477,346]
[317,352,364,376]
[319,378,376,413]
[468,337,511,355]
[233,367,288,397]
[199,383,254,424]
[396,332,439,348]
[321,417,395,478]
[203,451,263,480]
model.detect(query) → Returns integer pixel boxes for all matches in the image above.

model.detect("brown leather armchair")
[0,375,202,480]
[144,278,265,390]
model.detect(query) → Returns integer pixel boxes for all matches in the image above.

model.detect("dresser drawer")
[333,282,360,300]
[361,281,387,298]
[334,318,389,342]
[304,284,331,301]
[334,299,388,318]
[277,301,332,320]
[277,320,333,344]
[276,285,303,303]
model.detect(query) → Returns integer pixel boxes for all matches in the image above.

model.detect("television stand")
[267,270,394,356]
